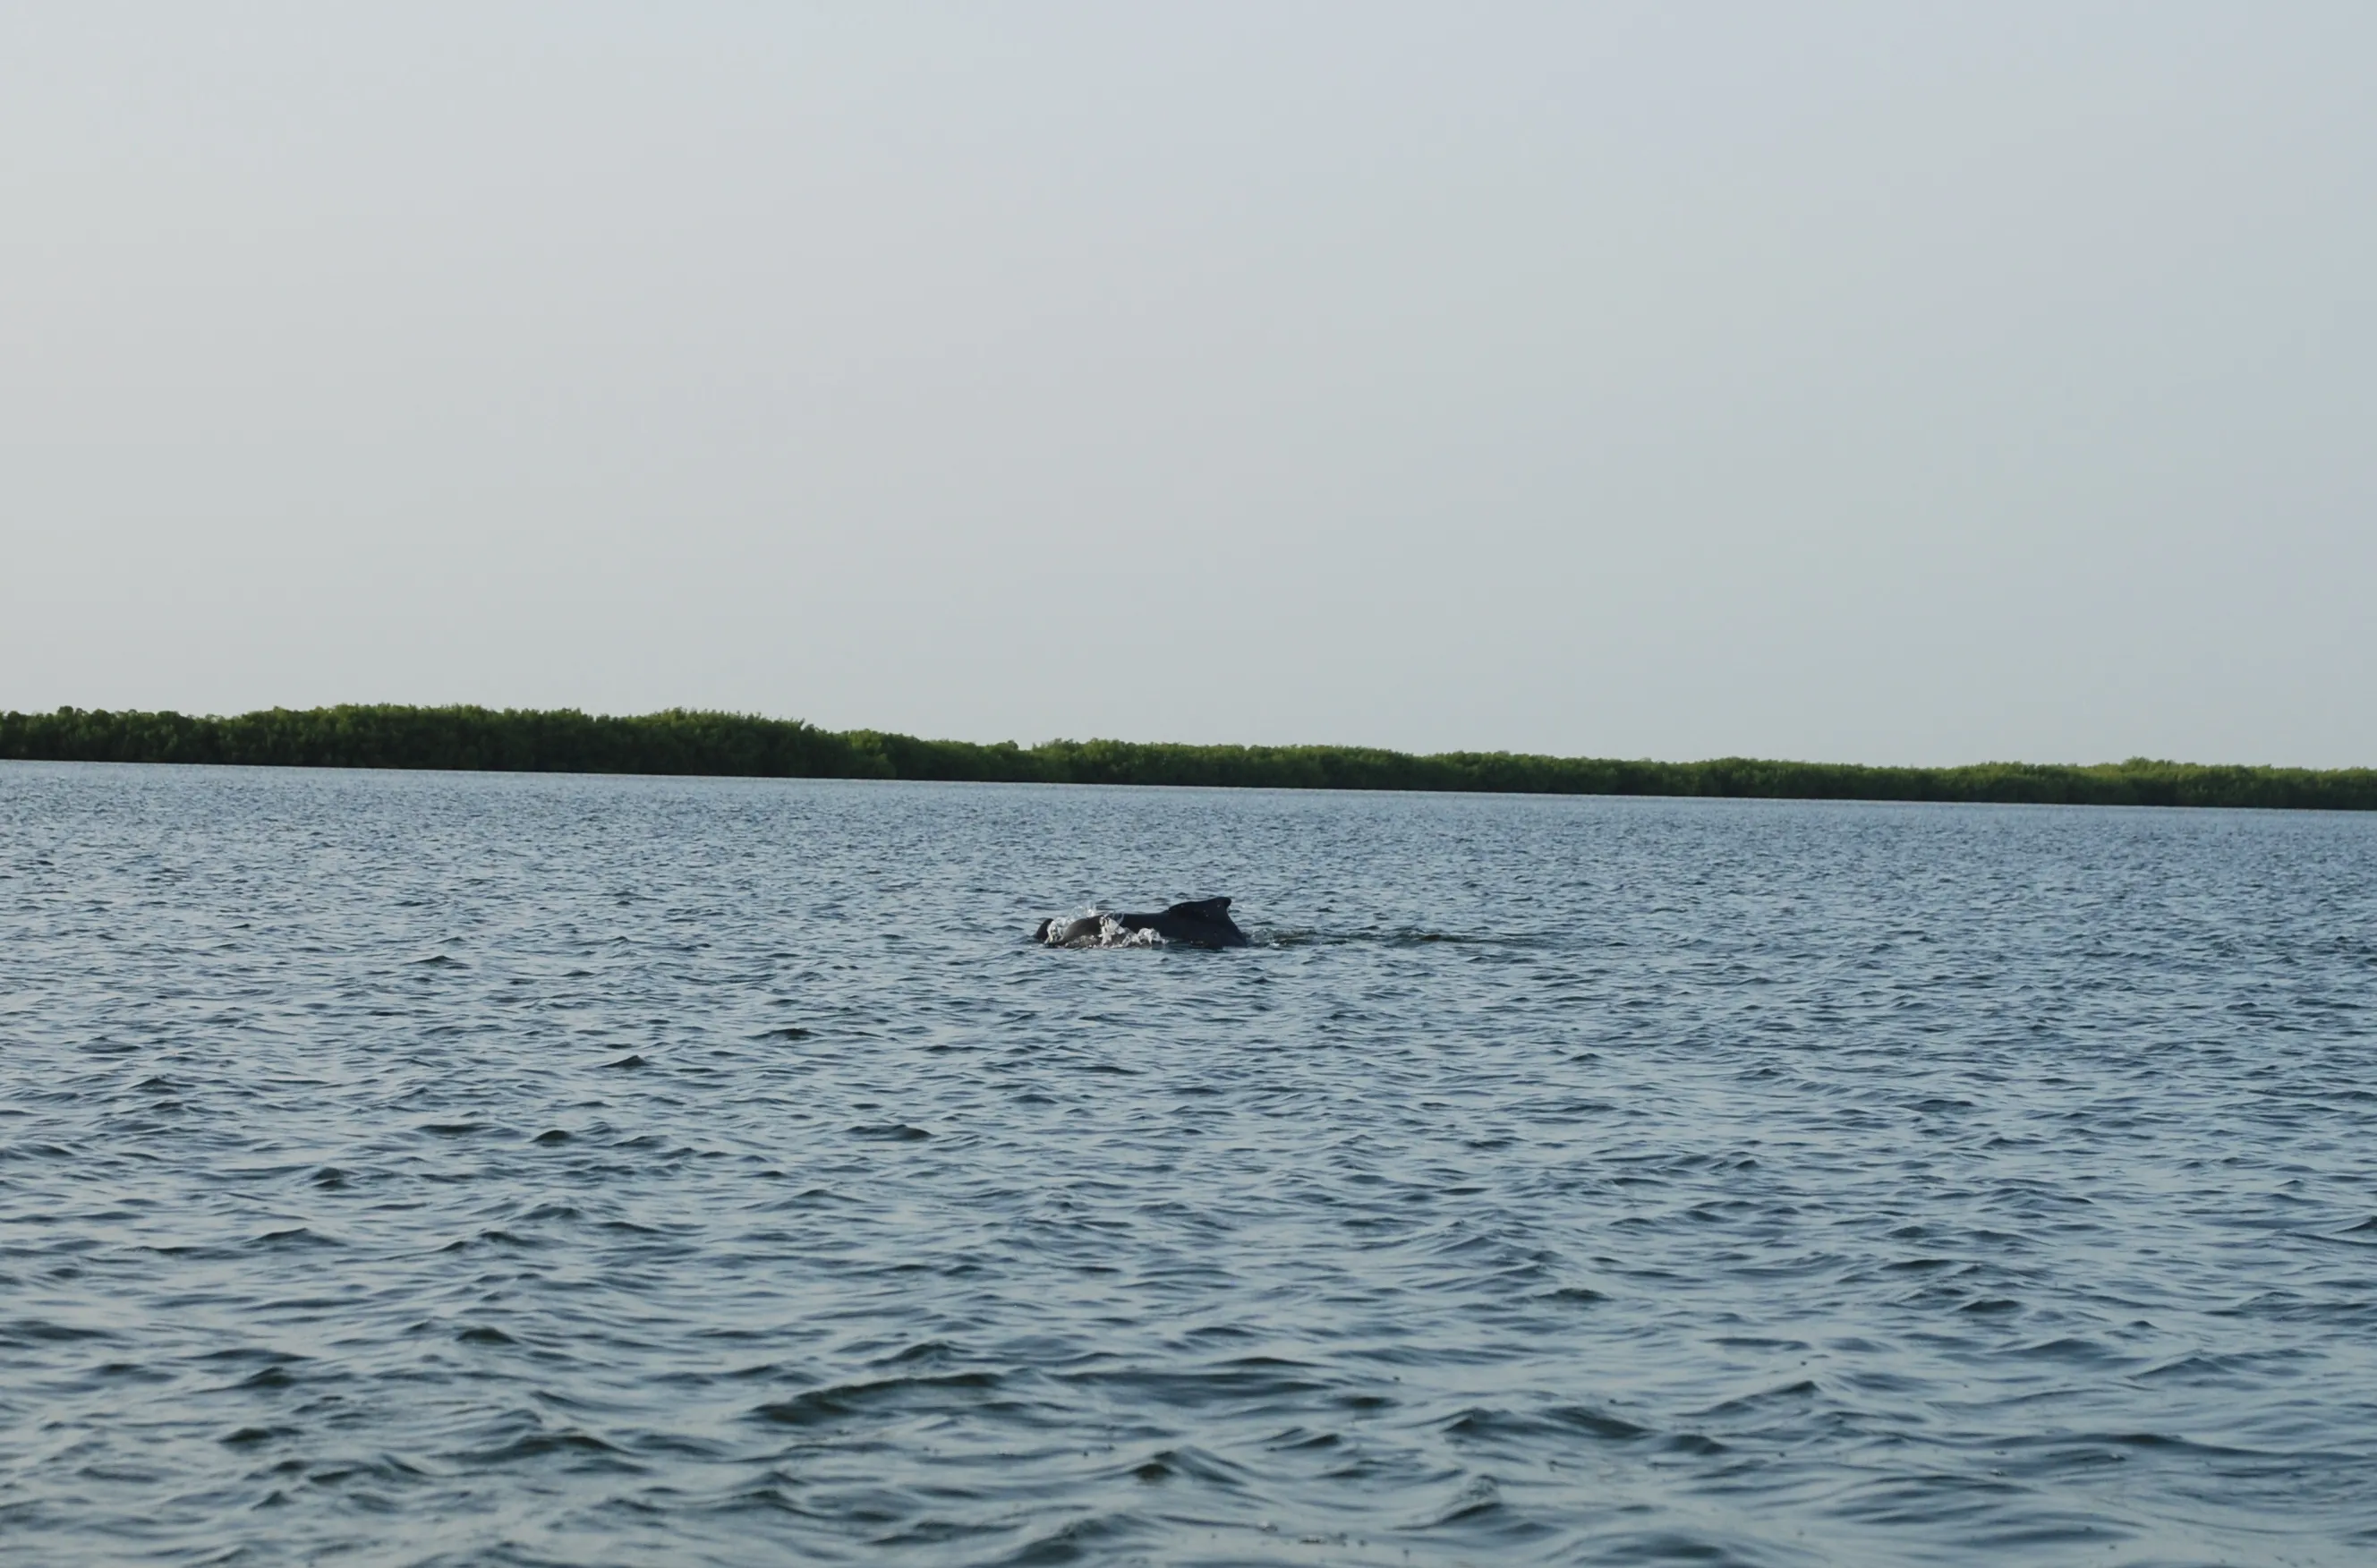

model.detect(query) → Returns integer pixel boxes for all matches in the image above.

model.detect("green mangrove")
[3,705,2370,811]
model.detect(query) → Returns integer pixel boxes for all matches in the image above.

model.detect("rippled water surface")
[4,763,2375,1566]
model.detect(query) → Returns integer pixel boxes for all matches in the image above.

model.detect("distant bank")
[4,705,2371,811]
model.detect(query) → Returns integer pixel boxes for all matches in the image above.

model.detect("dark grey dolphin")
[1033,898,1249,949]
[1114,897,1248,948]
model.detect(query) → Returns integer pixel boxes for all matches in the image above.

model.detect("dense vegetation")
[4,705,2371,810]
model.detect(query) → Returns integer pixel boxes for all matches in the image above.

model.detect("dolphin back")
[1118,897,1248,947]
[1036,897,1248,948]
[1162,898,1232,922]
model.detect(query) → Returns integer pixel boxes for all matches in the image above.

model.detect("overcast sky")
[4,4,2370,764]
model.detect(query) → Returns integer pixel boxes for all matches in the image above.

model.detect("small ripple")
[848,1122,932,1141]
[751,1370,1004,1427]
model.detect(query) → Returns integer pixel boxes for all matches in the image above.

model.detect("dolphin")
[1033,898,1249,949]
[1034,915,1109,946]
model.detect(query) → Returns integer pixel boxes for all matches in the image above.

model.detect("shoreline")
[6,704,2372,812]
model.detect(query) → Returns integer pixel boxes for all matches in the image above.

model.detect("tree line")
[4,704,2371,810]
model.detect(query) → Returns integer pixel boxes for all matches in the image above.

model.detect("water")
[4,763,2374,1567]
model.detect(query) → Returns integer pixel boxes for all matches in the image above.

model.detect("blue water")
[4,763,2374,1566]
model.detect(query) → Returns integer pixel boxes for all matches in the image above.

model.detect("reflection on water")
[3,763,2373,1564]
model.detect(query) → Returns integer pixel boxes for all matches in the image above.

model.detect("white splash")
[1035,912,1164,949]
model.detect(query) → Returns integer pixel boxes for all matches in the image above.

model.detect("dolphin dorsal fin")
[1164,897,1231,919]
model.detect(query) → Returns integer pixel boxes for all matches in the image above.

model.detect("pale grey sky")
[4,4,2370,764]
